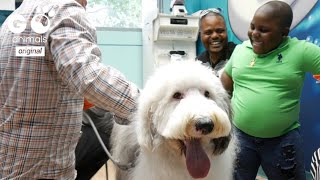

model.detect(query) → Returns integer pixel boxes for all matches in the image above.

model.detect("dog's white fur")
[111,60,237,180]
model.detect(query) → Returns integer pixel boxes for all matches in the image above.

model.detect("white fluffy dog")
[111,60,237,180]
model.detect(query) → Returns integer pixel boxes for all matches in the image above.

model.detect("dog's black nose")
[195,120,214,135]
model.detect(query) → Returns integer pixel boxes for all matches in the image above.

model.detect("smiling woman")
[86,0,142,28]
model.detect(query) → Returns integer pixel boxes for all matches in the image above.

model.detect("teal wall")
[96,28,143,88]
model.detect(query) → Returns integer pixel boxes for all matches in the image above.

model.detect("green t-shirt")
[224,37,320,138]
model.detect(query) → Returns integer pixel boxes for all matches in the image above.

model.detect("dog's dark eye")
[204,91,210,98]
[173,92,184,99]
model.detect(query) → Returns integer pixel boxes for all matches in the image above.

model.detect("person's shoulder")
[230,40,250,51]
[228,40,252,59]
[227,42,238,51]
[227,42,237,49]
[55,0,85,13]
[47,0,93,30]
[239,40,252,49]
[225,42,238,59]
[32,0,82,8]
[288,37,320,49]
[195,50,210,63]
[25,0,86,22]
[36,0,86,15]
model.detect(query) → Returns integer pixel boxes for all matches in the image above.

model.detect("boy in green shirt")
[221,1,320,179]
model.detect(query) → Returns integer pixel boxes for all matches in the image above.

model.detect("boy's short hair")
[262,1,293,28]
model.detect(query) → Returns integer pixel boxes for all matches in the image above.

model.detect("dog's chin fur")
[110,60,238,180]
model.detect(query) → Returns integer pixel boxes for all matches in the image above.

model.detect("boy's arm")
[220,71,233,95]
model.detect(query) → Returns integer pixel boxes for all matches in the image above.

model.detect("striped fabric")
[0,0,138,179]
[311,148,320,180]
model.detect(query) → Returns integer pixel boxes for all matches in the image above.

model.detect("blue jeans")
[234,127,306,180]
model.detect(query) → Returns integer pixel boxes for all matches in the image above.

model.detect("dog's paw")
[210,134,231,155]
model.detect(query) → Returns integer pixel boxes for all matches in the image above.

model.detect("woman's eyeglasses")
[199,8,222,19]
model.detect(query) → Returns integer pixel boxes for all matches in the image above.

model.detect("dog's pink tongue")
[185,139,210,179]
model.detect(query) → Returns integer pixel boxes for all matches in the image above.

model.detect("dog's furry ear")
[214,89,233,120]
[136,100,156,151]
[221,94,233,120]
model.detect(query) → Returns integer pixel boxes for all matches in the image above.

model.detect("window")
[86,0,142,28]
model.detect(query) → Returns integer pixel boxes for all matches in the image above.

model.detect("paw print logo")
[8,5,58,34]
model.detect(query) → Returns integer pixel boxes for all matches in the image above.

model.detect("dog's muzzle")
[161,94,231,140]
[195,117,214,135]
[156,92,231,178]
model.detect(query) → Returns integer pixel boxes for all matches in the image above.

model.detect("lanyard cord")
[83,112,135,171]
